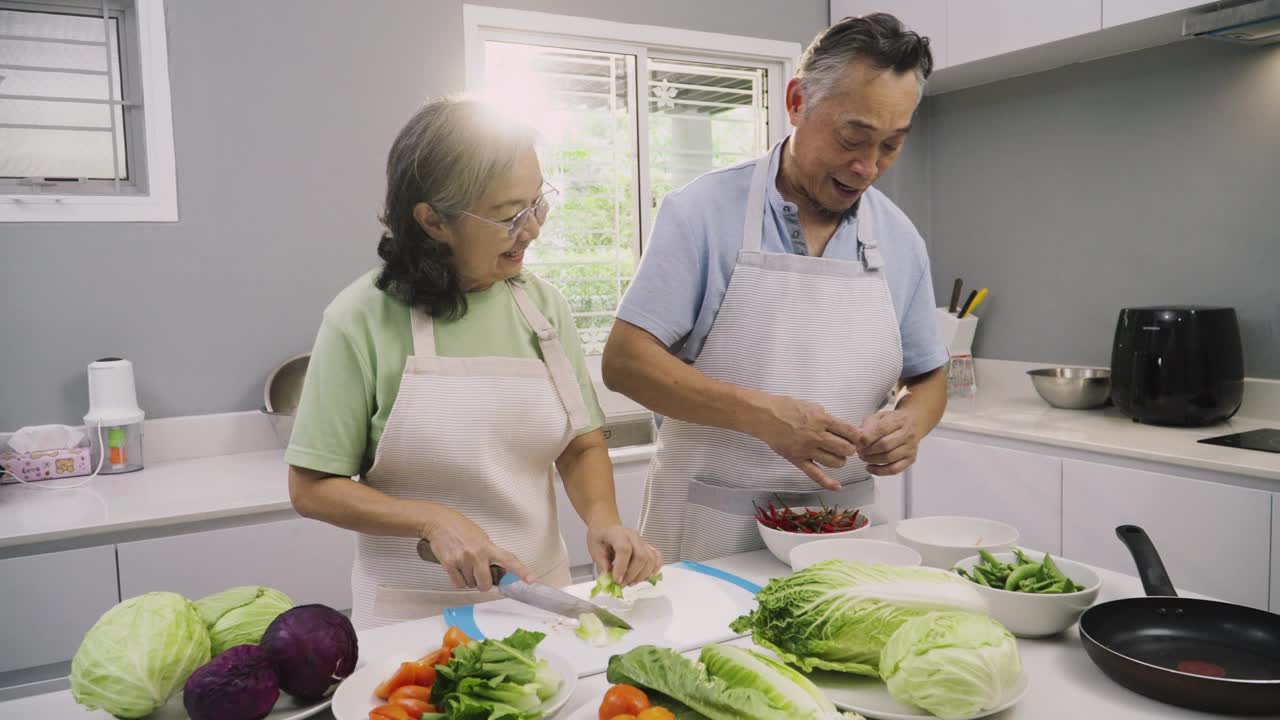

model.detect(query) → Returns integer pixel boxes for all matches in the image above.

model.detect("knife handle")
[417,538,509,587]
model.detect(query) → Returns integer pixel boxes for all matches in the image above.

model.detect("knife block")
[936,307,979,400]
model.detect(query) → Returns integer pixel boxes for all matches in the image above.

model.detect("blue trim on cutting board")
[443,605,486,640]
[676,560,763,594]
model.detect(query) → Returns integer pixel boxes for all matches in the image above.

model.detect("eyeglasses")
[461,184,559,239]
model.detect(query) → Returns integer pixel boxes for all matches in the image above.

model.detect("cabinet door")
[909,435,1062,553]
[0,546,119,673]
[948,0,1101,66]
[1272,496,1279,613]
[831,0,949,67]
[1063,459,1270,609]
[555,459,651,569]
[1103,0,1207,28]
[117,517,355,611]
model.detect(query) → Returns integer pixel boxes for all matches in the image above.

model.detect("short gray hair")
[375,97,536,319]
[797,13,934,109]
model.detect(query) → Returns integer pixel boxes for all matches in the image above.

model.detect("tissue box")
[0,447,92,484]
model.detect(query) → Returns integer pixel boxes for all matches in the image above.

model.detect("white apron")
[637,149,905,562]
[350,281,588,629]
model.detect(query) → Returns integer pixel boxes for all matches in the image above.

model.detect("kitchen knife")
[416,539,633,630]
[948,278,963,314]
[960,288,988,318]
[956,289,979,318]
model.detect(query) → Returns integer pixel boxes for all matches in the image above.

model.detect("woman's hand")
[587,525,663,586]
[421,506,533,591]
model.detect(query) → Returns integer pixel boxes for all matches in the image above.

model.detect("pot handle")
[1115,525,1178,597]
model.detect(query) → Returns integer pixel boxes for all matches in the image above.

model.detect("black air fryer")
[1110,306,1243,426]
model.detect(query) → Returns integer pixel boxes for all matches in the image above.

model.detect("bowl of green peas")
[952,548,1103,637]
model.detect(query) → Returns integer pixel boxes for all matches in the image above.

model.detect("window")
[0,0,176,222]
[466,6,797,354]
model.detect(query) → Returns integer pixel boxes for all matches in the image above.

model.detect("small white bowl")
[757,508,872,566]
[789,538,923,571]
[952,550,1103,637]
[894,516,1020,569]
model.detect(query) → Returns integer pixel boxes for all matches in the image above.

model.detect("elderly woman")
[286,97,661,629]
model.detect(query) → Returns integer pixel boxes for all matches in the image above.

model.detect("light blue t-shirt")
[617,139,948,379]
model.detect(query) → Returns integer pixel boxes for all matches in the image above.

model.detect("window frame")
[0,0,177,222]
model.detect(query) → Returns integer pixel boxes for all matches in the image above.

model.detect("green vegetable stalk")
[590,570,664,600]
[426,629,560,720]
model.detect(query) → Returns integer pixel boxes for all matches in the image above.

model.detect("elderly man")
[602,13,948,561]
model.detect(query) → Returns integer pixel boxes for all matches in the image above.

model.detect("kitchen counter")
[0,444,657,552]
[939,359,1280,482]
[5,548,1269,720]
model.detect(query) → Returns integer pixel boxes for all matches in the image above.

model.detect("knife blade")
[416,539,633,630]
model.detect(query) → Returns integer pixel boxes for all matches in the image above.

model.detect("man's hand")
[754,394,864,490]
[855,410,922,476]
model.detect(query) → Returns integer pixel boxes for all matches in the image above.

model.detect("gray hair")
[375,97,536,320]
[797,13,934,109]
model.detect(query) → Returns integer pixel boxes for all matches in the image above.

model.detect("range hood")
[1184,0,1280,45]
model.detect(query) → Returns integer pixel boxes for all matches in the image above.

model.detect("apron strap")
[508,282,594,431]
[741,152,772,253]
[410,305,437,357]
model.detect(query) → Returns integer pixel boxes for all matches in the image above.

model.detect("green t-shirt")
[285,269,605,477]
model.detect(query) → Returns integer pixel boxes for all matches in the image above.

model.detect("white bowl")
[789,538,923,571]
[894,516,1020,569]
[757,508,872,566]
[952,550,1103,637]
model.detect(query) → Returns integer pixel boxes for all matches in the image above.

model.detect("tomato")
[390,697,434,716]
[608,716,638,720]
[389,685,432,704]
[368,704,412,720]
[374,662,419,700]
[443,625,472,649]
[637,708,677,720]
[599,684,650,720]
[410,661,436,687]
[418,646,452,667]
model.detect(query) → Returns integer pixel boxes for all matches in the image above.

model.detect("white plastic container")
[84,358,145,474]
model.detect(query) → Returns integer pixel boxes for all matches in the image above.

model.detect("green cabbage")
[605,644,862,720]
[590,570,663,600]
[880,612,1023,719]
[575,612,629,647]
[70,592,212,718]
[729,560,987,676]
[195,585,293,655]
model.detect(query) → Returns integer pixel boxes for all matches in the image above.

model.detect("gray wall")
[924,40,1280,378]
[0,0,827,429]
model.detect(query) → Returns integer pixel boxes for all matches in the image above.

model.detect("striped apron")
[637,149,904,562]
[350,281,587,629]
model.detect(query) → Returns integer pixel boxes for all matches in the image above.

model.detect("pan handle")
[1115,525,1178,597]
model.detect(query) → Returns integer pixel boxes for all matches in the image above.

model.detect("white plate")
[330,648,577,720]
[809,670,1029,720]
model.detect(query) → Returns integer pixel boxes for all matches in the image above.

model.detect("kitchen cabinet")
[1062,459,1270,610]
[1103,0,1208,28]
[947,0,1101,66]
[117,517,355,611]
[556,459,650,570]
[830,0,949,68]
[0,546,119,674]
[1272,496,1279,613]
[909,435,1062,553]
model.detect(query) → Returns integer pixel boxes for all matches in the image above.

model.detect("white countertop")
[938,360,1280,482]
[6,548,1268,720]
[0,445,658,552]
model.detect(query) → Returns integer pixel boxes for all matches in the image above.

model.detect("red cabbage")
[183,644,279,720]
[260,604,358,701]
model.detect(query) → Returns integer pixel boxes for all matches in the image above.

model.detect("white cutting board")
[443,561,760,677]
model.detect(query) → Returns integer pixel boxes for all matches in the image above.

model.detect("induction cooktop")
[1197,428,1280,454]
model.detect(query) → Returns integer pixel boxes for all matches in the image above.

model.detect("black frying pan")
[1078,525,1280,715]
